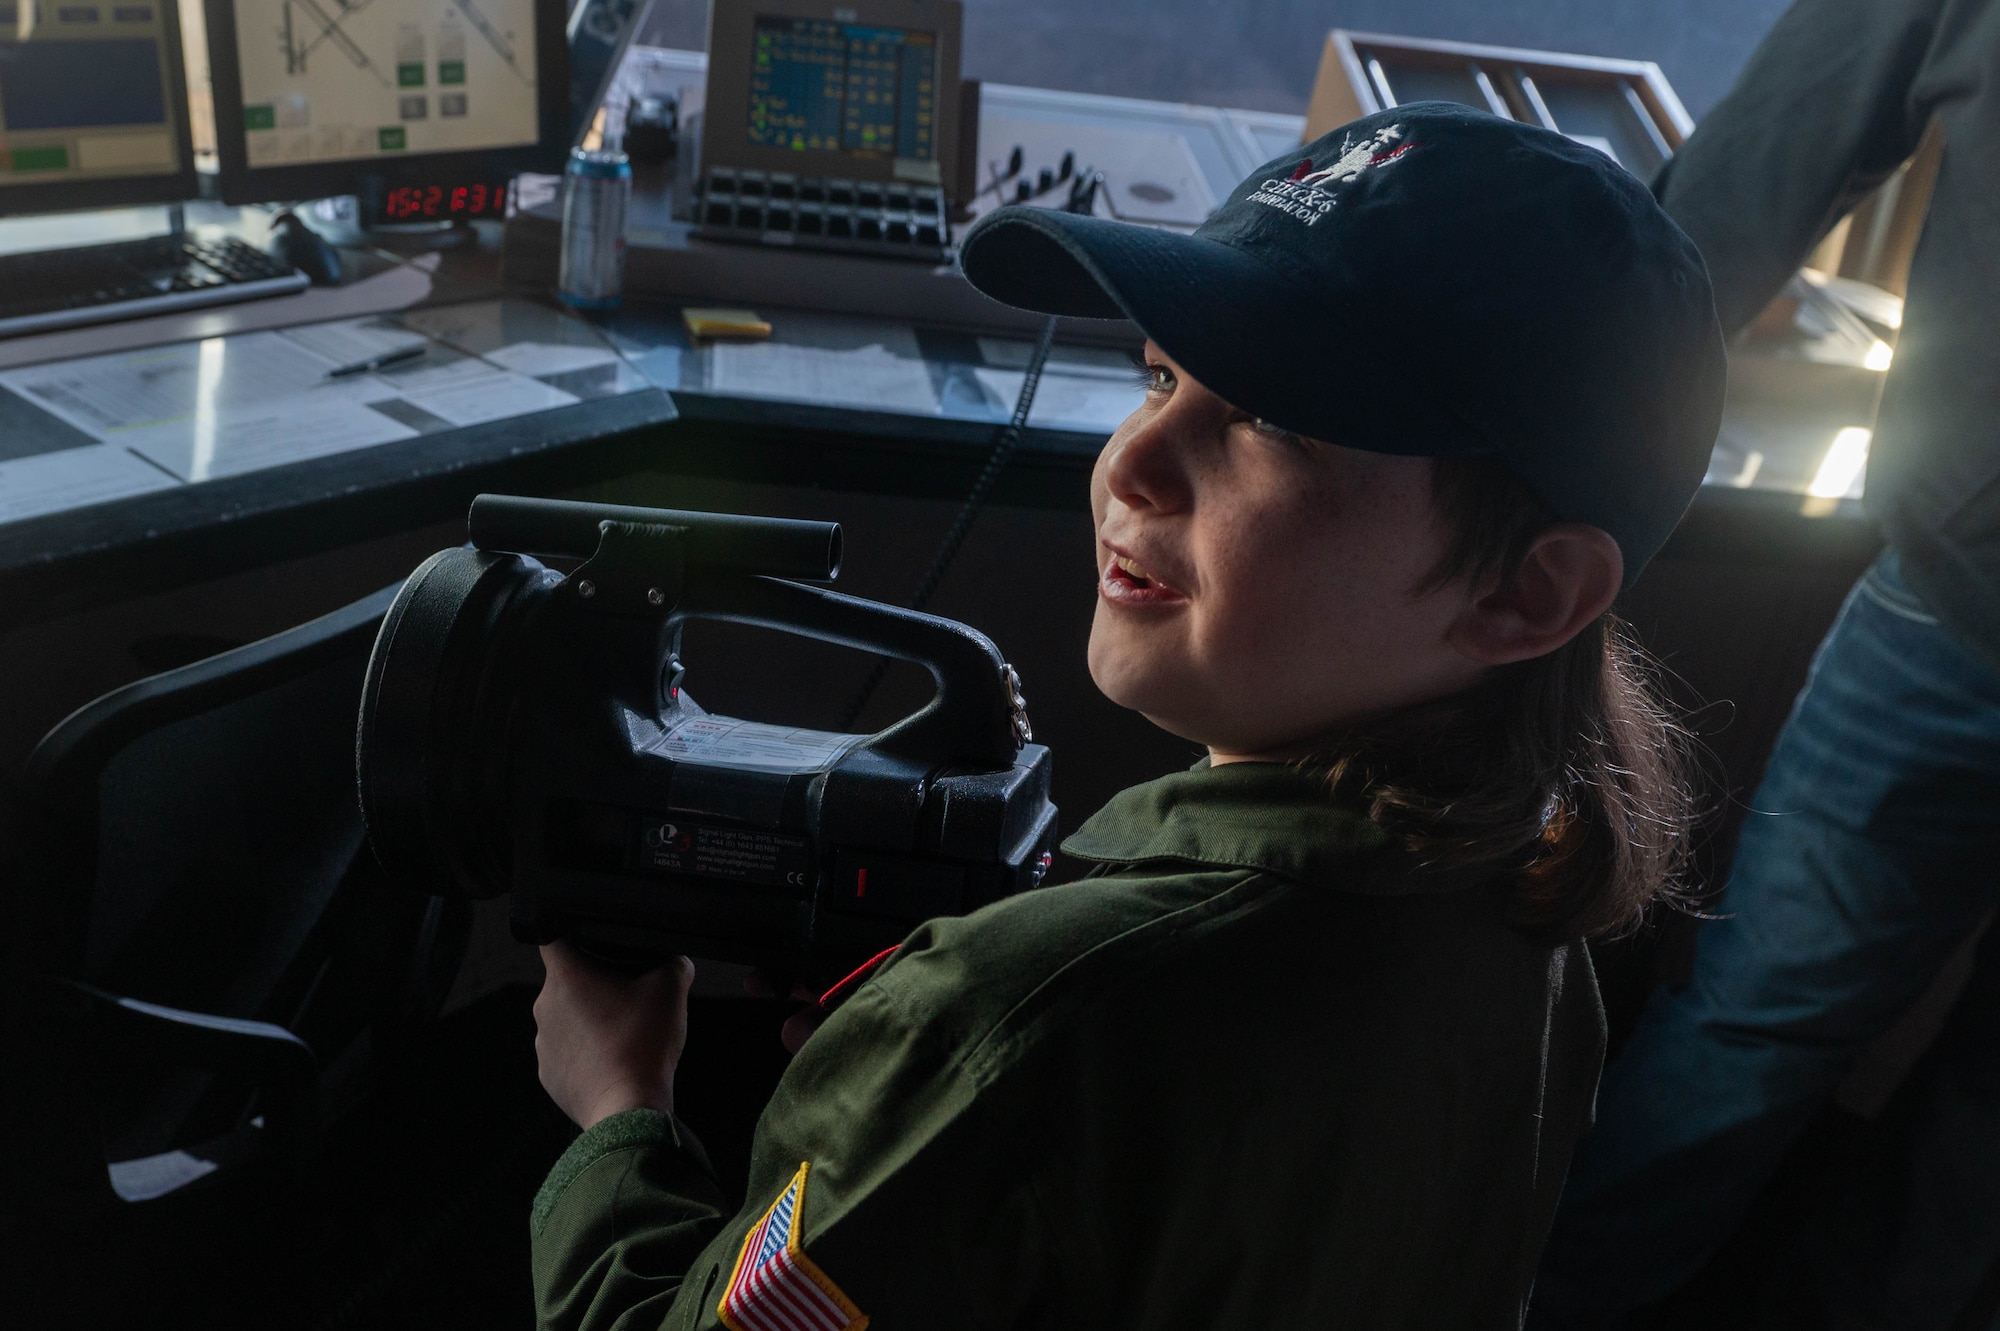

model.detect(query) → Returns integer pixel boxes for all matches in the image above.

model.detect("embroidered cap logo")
[1247,124,1416,226]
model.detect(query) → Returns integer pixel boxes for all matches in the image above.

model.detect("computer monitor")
[0,1,200,215]
[202,0,567,221]
[702,0,962,191]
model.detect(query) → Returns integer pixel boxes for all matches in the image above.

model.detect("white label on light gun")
[651,715,866,774]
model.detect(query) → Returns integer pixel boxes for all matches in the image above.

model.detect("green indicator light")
[10,145,70,171]
[398,62,425,87]
[378,126,407,150]
[438,60,465,85]
[244,104,276,130]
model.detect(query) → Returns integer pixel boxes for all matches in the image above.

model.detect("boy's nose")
[1102,391,1220,516]
[1103,422,1191,516]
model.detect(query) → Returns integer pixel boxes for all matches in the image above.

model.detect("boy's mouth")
[1101,546,1187,606]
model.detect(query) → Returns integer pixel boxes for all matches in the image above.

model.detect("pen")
[327,344,427,378]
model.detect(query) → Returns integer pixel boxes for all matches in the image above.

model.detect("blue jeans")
[1530,552,2000,1327]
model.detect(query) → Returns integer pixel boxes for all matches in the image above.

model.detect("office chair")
[0,581,469,1324]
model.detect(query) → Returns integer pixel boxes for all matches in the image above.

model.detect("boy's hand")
[743,968,829,1053]
[534,943,694,1130]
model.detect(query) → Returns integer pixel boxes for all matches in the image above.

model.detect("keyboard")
[695,167,952,262]
[0,234,310,339]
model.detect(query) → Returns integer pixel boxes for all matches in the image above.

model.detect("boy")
[529,103,1725,1329]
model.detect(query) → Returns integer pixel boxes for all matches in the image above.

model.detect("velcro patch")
[718,1162,868,1331]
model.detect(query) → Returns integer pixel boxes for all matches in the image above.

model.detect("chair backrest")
[3,582,465,1211]
[16,585,395,981]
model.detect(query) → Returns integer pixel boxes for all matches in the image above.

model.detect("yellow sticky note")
[682,307,773,341]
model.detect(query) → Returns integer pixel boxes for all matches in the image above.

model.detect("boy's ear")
[1447,524,1623,666]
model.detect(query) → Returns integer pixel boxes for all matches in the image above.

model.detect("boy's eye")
[1248,416,1306,448]
[1129,356,1175,396]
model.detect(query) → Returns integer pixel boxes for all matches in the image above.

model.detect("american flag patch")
[718,1162,868,1331]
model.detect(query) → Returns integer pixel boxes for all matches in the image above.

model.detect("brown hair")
[1308,456,1698,942]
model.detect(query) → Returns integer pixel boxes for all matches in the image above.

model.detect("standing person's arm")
[1655,0,1946,333]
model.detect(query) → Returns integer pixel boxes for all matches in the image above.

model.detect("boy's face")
[1089,343,1487,760]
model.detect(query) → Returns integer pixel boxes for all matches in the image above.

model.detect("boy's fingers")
[780,1005,825,1054]
[531,944,693,1128]
[542,942,691,990]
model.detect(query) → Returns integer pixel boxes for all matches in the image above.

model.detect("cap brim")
[957,207,1474,460]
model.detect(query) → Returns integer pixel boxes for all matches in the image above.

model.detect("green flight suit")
[531,761,1606,1329]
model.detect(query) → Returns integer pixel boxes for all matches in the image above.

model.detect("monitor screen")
[747,15,936,162]
[223,0,541,171]
[0,3,189,192]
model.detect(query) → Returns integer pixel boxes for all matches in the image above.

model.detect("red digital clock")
[374,178,515,224]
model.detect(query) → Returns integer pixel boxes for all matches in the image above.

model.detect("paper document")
[122,400,419,481]
[977,340,1135,377]
[0,332,342,440]
[709,329,937,415]
[974,368,1145,434]
[385,358,580,425]
[484,341,627,377]
[0,444,177,523]
[279,317,431,367]
[972,339,1146,435]
[973,341,1147,432]
[0,297,619,524]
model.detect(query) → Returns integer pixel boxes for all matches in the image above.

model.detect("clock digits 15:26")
[380,179,514,222]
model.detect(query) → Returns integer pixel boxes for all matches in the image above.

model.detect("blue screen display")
[747,16,936,160]
[0,38,168,130]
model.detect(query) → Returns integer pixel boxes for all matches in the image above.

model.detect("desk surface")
[0,50,1882,630]
[0,273,1882,632]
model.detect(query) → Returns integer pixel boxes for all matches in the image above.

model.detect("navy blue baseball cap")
[957,102,1726,583]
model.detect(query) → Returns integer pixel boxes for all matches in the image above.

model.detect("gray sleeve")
[1652,0,1948,333]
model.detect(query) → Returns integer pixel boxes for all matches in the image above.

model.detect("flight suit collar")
[1061,760,1409,891]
